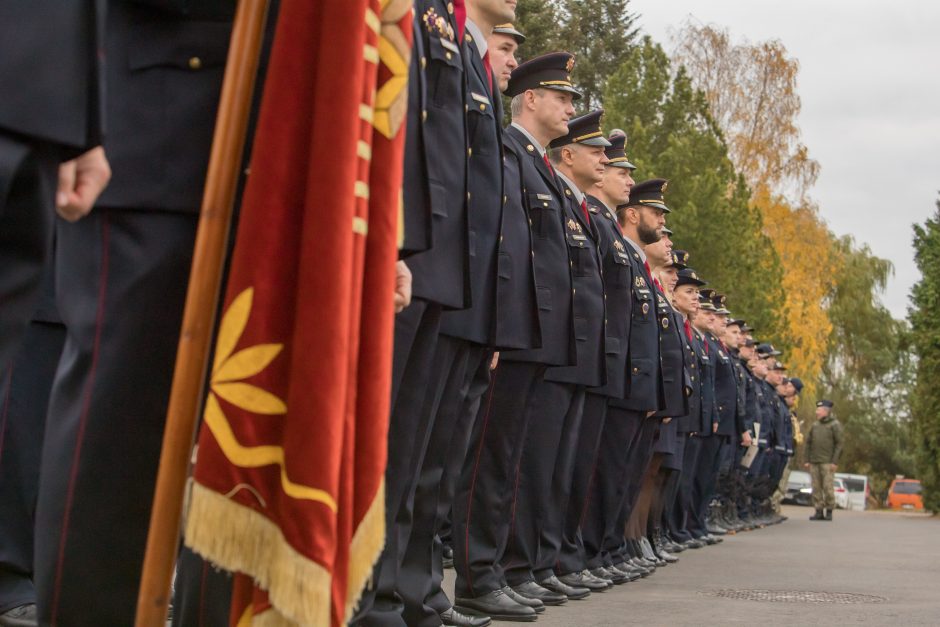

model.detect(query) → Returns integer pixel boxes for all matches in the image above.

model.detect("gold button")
[527,144,535,152]
[573,288,576,294]
[421,56,427,69]
[467,192,471,200]
[468,148,472,157]
[500,235,504,242]
[479,103,486,111]
[188,56,202,70]
[466,34,473,42]
[447,2,454,13]
[446,52,452,61]
[422,110,428,122]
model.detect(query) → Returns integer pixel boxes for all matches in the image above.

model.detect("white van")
[835,473,870,511]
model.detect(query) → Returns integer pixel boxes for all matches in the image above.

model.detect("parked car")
[835,472,870,511]
[833,477,850,510]
[886,477,924,511]
[784,470,813,506]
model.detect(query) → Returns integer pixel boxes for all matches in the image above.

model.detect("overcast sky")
[630,0,940,319]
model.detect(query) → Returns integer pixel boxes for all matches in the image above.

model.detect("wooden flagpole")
[134,1,270,624]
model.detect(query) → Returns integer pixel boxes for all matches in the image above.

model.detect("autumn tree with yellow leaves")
[671,22,834,391]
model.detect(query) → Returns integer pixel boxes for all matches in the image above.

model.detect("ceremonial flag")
[182,1,413,625]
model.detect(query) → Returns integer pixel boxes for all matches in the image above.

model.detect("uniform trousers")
[452,361,546,598]
[0,319,65,613]
[399,341,490,627]
[556,393,609,575]
[34,208,197,626]
[671,434,703,542]
[423,352,492,618]
[689,434,726,538]
[0,136,60,372]
[809,462,835,510]
[355,300,450,626]
[170,546,233,627]
[580,407,644,569]
[502,380,584,585]
[606,417,660,564]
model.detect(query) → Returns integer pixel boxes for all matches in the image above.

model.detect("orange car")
[885,478,924,511]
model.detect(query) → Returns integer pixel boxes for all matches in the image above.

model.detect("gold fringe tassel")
[185,482,331,627]
[343,480,386,620]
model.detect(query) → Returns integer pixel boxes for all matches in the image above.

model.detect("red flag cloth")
[184,1,413,625]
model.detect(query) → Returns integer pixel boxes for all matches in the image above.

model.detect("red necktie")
[580,198,590,223]
[644,260,653,282]
[453,0,467,42]
[543,154,555,176]
[482,50,494,94]
[684,319,693,342]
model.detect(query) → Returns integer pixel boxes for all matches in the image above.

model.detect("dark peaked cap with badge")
[817,399,834,408]
[548,109,611,148]
[604,133,636,169]
[671,250,689,269]
[493,23,526,43]
[506,51,582,99]
[676,267,706,288]
[626,178,671,212]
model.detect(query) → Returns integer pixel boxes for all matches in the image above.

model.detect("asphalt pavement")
[443,505,940,625]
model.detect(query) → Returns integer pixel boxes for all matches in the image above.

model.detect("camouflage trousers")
[809,462,835,509]
[771,463,792,513]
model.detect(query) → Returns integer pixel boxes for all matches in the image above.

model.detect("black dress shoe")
[538,575,591,600]
[505,585,547,612]
[511,581,563,607]
[443,545,455,569]
[455,589,537,622]
[441,607,492,627]
[0,604,37,627]
[613,561,648,579]
[592,566,627,584]
[557,570,611,591]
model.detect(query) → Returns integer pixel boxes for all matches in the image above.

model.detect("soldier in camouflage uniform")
[803,399,844,521]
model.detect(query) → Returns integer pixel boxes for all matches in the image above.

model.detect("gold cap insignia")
[566,56,575,73]
[661,181,668,193]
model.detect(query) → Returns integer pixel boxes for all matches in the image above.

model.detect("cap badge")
[661,181,668,193]
[566,56,575,73]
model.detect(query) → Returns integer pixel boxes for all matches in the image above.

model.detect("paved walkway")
[443,505,940,625]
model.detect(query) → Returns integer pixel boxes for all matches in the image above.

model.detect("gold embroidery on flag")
[205,288,338,512]
[373,0,412,138]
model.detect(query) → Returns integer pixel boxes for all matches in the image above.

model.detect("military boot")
[824,508,833,521]
[809,509,825,520]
